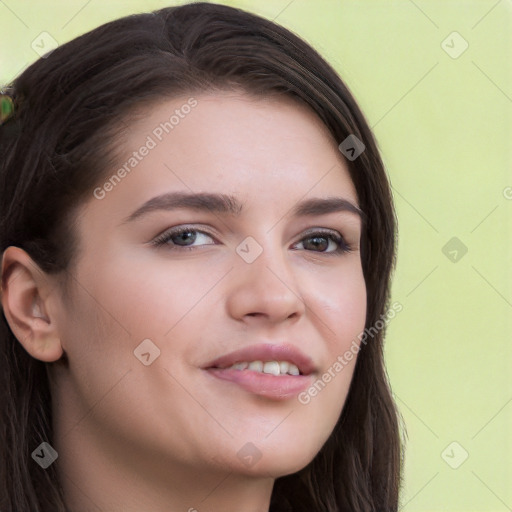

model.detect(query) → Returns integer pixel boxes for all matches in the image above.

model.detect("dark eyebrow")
[290,197,365,222]
[120,191,364,225]
[120,192,242,225]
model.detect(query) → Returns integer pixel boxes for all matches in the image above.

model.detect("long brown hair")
[0,3,402,510]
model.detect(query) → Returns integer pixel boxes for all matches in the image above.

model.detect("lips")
[202,343,317,400]
[203,343,317,376]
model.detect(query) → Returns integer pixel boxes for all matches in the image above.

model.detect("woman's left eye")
[292,230,352,255]
[152,226,352,255]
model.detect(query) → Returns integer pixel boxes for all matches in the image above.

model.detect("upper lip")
[203,343,317,376]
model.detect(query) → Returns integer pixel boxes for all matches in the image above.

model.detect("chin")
[232,443,320,479]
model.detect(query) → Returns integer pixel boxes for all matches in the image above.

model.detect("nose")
[225,240,306,325]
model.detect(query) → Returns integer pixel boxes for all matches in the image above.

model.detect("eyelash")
[151,225,353,255]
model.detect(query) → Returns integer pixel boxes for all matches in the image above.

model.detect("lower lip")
[204,368,314,400]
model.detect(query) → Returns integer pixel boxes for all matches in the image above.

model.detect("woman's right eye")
[152,226,217,250]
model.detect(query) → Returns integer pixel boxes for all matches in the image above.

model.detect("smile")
[217,360,301,376]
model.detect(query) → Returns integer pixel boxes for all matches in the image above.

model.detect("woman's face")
[50,92,366,481]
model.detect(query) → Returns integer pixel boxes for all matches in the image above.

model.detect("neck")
[54,420,275,512]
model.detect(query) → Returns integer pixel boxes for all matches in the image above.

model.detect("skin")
[1,91,366,512]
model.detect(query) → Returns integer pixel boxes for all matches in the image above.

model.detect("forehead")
[120,91,355,191]
[81,91,359,229]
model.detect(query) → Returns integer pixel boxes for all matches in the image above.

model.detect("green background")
[1,1,511,510]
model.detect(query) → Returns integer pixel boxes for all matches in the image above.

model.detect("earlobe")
[0,246,64,362]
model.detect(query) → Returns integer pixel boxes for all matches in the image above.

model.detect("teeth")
[248,361,263,372]
[288,364,300,376]
[226,360,301,376]
[263,361,280,376]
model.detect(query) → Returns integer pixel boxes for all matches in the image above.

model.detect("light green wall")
[1,1,511,510]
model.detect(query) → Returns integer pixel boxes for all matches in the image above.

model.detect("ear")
[0,246,64,362]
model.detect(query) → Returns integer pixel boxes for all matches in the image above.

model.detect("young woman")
[0,3,402,511]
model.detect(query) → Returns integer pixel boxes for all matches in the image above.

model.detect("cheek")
[296,262,366,398]
[307,260,367,346]
[77,250,223,342]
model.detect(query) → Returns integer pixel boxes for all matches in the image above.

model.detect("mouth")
[202,343,317,400]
